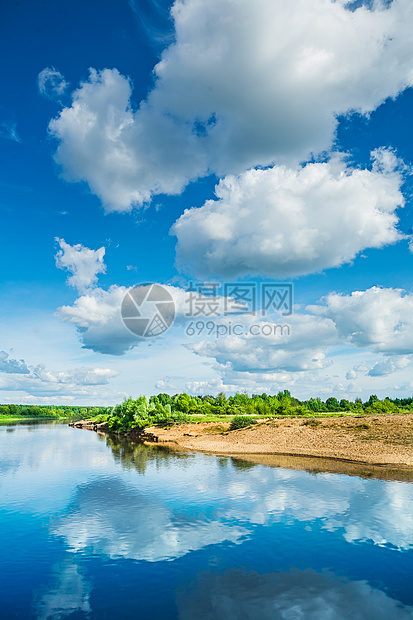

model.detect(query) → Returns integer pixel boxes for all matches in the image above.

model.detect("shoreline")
[219,453,413,482]
[144,413,413,479]
[72,413,413,481]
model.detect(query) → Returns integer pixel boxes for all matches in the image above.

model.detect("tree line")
[100,391,409,432]
[1,392,409,429]
[0,404,111,418]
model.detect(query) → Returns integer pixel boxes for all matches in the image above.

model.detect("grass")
[146,410,412,426]
[182,414,235,423]
[0,416,62,422]
[181,411,379,423]
[230,415,256,431]
[302,418,323,427]
[203,424,229,434]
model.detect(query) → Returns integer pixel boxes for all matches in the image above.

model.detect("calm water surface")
[0,422,412,619]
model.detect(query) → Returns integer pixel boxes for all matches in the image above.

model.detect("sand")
[144,413,413,480]
[72,413,413,481]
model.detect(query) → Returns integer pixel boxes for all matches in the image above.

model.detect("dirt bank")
[145,414,413,470]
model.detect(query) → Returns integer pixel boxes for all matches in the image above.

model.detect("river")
[0,422,412,619]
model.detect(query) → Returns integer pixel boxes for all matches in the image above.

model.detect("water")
[0,423,412,619]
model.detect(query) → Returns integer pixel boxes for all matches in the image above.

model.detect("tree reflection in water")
[103,434,194,474]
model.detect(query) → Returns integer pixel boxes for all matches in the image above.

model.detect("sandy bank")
[145,414,413,473]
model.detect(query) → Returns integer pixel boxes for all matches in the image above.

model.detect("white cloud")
[55,270,413,396]
[55,238,106,293]
[51,233,413,393]
[345,362,370,381]
[0,351,30,374]
[320,286,413,354]
[37,67,68,100]
[56,282,232,355]
[155,376,187,392]
[48,0,413,211]
[182,286,413,390]
[185,371,294,395]
[48,68,206,211]
[346,368,358,380]
[32,365,118,386]
[0,353,119,401]
[0,121,20,142]
[189,313,337,374]
[57,285,133,355]
[367,355,410,376]
[173,150,405,278]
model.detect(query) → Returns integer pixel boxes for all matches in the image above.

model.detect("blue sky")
[1,0,413,404]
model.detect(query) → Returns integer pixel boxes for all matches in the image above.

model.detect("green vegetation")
[302,418,322,428]
[87,391,413,434]
[107,396,190,432]
[3,391,411,431]
[230,415,256,430]
[0,404,111,421]
[355,423,371,430]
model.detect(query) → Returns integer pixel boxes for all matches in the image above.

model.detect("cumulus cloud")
[37,67,68,100]
[346,368,358,380]
[320,286,413,354]
[183,285,413,388]
[56,282,233,355]
[173,150,405,278]
[57,284,133,355]
[52,239,413,389]
[185,371,294,395]
[56,274,413,399]
[367,355,410,376]
[189,313,337,374]
[48,0,413,211]
[0,353,118,400]
[48,68,206,211]
[32,365,118,386]
[346,362,369,381]
[0,351,30,374]
[55,238,106,292]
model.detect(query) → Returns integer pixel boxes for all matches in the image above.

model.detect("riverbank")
[143,413,413,468]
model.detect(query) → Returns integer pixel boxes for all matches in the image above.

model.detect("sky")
[1,0,413,405]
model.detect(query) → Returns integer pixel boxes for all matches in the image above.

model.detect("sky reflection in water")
[0,423,412,619]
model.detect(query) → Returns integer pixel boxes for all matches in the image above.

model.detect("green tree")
[325,397,340,412]
[307,398,325,412]
[365,394,379,407]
